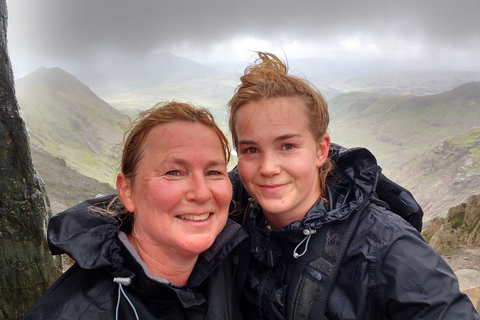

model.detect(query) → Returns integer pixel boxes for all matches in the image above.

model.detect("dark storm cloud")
[6,0,480,73]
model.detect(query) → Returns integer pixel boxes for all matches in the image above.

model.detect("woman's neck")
[128,234,197,286]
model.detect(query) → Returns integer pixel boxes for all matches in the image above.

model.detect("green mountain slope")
[31,145,116,214]
[16,67,128,186]
[329,81,480,169]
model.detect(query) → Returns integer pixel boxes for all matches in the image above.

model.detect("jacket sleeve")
[378,214,480,319]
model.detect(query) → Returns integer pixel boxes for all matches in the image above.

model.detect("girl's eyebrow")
[238,133,301,145]
[274,133,301,143]
[238,139,256,145]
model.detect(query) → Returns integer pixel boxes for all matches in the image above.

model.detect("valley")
[14,53,480,222]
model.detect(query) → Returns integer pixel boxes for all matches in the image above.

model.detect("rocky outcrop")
[428,195,479,251]
[426,194,480,254]
[425,194,480,312]
[0,2,61,319]
[421,216,445,243]
[463,286,480,313]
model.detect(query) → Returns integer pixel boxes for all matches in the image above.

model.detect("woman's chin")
[178,235,217,256]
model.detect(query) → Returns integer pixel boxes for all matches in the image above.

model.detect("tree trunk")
[0,2,61,319]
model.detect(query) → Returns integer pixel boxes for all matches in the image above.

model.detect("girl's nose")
[259,152,281,177]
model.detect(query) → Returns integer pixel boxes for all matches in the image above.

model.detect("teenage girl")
[228,52,479,320]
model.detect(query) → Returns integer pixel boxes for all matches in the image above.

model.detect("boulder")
[462,286,480,313]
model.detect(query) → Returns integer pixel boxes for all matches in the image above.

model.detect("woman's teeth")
[178,213,210,221]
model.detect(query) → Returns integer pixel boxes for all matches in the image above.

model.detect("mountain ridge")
[17,67,127,186]
[329,81,480,169]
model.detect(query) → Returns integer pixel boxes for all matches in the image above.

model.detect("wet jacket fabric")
[229,146,480,320]
[22,196,248,320]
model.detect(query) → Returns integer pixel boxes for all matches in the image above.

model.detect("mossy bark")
[0,2,61,319]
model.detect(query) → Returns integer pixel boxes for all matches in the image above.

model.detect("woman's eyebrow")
[165,156,225,167]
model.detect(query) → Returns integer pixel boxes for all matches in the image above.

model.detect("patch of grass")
[449,215,464,229]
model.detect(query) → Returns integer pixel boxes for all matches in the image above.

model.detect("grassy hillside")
[329,81,480,169]
[31,145,116,214]
[16,67,128,186]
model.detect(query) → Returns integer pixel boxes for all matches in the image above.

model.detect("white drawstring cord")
[114,277,139,320]
[293,229,317,259]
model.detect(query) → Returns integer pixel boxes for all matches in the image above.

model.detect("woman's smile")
[177,212,212,221]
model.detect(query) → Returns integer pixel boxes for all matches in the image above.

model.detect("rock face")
[0,2,61,319]
[425,194,480,312]
[426,194,480,254]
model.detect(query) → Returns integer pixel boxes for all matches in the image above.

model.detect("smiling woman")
[22,102,247,320]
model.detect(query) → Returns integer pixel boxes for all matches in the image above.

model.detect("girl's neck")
[128,233,197,286]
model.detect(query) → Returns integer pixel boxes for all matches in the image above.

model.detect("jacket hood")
[48,196,130,277]
[47,195,248,287]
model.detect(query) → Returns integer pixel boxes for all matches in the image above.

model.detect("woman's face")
[117,121,231,258]
[235,97,329,229]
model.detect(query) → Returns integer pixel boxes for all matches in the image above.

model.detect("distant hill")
[101,75,237,126]
[77,52,224,96]
[388,126,480,220]
[328,70,480,96]
[76,53,236,125]
[329,81,480,169]
[16,67,128,186]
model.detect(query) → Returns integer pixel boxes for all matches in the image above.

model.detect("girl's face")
[235,97,330,229]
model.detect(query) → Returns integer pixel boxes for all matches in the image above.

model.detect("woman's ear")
[117,173,135,212]
[316,133,331,168]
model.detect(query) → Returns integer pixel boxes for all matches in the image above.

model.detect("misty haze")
[3,0,480,313]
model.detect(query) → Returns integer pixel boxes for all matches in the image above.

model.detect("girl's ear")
[316,133,330,168]
[117,173,135,212]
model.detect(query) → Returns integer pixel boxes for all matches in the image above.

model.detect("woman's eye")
[206,171,221,176]
[244,147,257,154]
[166,170,181,176]
[282,144,295,150]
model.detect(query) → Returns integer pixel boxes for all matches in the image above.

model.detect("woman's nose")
[186,175,213,203]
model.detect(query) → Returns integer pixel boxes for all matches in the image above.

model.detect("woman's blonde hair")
[228,52,333,198]
[100,101,230,228]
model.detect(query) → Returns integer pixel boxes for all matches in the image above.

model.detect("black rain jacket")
[22,196,248,320]
[229,146,479,320]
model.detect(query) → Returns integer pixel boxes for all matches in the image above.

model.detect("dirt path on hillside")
[441,245,480,292]
[442,245,480,272]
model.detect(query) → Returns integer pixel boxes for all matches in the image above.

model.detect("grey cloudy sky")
[5,0,480,77]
